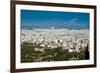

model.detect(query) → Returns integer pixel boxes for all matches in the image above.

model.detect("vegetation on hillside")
[21,42,89,63]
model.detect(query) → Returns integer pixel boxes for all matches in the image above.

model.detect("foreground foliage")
[21,42,89,63]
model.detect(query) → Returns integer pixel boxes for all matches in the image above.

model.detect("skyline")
[21,10,90,29]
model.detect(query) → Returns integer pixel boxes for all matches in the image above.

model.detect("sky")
[21,9,90,29]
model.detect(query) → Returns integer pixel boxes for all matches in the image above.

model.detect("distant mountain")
[21,24,89,30]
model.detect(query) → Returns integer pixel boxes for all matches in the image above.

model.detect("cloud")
[69,18,78,24]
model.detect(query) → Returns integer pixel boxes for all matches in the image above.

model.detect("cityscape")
[21,10,90,63]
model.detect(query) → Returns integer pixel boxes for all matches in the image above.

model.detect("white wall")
[0,0,100,73]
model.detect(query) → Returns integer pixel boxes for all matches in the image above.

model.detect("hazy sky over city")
[21,10,90,29]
